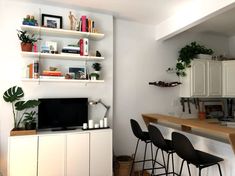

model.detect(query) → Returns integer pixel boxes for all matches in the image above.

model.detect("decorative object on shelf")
[3,86,40,132]
[17,30,37,52]
[176,42,214,77]
[22,15,38,26]
[41,13,63,29]
[149,81,181,87]
[69,66,86,79]
[68,11,77,30]
[62,45,80,54]
[166,67,176,73]
[89,99,110,118]
[79,38,89,56]
[96,50,102,57]
[22,111,37,130]
[45,41,58,54]
[91,62,102,80]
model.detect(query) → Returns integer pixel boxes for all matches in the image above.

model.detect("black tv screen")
[38,98,88,130]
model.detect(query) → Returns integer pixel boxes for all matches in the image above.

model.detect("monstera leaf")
[15,100,40,111]
[3,86,24,103]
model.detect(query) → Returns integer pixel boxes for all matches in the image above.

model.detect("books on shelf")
[39,76,65,79]
[42,70,62,76]
[78,15,96,33]
[27,61,39,79]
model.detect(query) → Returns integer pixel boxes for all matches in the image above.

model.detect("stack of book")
[62,46,80,54]
[77,15,96,33]
[41,70,64,79]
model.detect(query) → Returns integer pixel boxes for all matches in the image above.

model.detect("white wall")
[114,19,233,175]
[155,0,235,40]
[0,1,113,175]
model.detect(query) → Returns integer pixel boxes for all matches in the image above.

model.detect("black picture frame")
[41,14,63,29]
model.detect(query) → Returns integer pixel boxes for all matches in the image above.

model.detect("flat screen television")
[38,98,88,130]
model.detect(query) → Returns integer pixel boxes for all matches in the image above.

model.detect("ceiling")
[26,0,190,25]
[187,6,235,37]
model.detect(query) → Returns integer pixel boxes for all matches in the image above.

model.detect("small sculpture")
[96,50,102,57]
[68,11,77,30]
[22,15,38,26]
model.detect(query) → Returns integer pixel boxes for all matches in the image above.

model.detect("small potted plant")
[17,30,37,52]
[91,63,102,80]
[176,41,214,77]
[3,86,40,133]
[23,111,37,130]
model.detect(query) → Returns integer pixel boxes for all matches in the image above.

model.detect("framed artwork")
[69,66,86,80]
[42,14,63,29]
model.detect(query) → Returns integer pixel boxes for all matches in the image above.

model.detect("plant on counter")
[22,111,37,130]
[3,86,40,129]
[176,41,214,77]
[17,30,37,52]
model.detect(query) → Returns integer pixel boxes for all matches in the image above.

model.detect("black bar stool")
[130,119,154,176]
[171,132,223,176]
[148,124,176,176]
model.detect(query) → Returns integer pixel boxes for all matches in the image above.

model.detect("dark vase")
[25,122,36,130]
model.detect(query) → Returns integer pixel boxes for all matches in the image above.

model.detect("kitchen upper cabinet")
[180,59,222,97]
[208,61,222,97]
[223,61,235,97]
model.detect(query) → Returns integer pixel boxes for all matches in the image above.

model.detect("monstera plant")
[3,86,40,129]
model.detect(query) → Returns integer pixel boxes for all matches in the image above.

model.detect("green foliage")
[17,30,37,44]
[92,63,102,71]
[90,72,100,79]
[176,42,214,77]
[3,86,40,129]
[23,111,37,124]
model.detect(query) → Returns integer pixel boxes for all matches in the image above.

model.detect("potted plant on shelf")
[3,86,40,134]
[23,111,37,130]
[17,30,37,52]
[90,63,102,80]
[176,41,214,77]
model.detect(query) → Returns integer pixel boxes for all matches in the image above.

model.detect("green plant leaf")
[15,100,40,111]
[3,86,24,103]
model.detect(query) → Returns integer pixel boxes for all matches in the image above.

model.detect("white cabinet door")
[66,133,89,176]
[38,134,65,176]
[223,61,235,97]
[208,61,222,97]
[8,136,38,176]
[90,130,112,176]
[191,60,207,97]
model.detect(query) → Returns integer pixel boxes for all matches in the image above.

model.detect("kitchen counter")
[142,113,235,153]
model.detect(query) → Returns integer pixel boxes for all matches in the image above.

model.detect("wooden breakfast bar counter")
[142,113,235,154]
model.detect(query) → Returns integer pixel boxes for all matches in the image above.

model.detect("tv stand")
[51,127,77,131]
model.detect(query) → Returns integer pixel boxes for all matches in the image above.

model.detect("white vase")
[196,54,212,60]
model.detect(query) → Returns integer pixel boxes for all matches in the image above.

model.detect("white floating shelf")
[20,25,104,40]
[21,51,104,61]
[22,78,104,83]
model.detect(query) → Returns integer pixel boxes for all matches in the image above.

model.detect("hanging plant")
[176,42,214,77]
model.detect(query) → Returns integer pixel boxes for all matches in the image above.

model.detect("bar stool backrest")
[172,132,198,162]
[130,119,146,141]
[148,125,167,150]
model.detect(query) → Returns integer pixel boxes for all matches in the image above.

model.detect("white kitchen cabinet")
[223,61,235,97]
[8,136,38,176]
[180,59,222,97]
[66,133,89,176]
[90,130,112,176]
[38,134,65,176]
[191,60,207,97]
[208,61,222,97]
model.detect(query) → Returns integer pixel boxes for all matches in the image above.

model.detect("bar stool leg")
[198,167,202,176]
[130,139,140,176]
[161,150,167,176]
[150,143,154,175]
[166,153,171,176]
[217,163,223,176]
[179,160,185,176]
[142,142,148,176]
[187,162,191,176]
[171,153,175,176]
[152,148,159,175]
